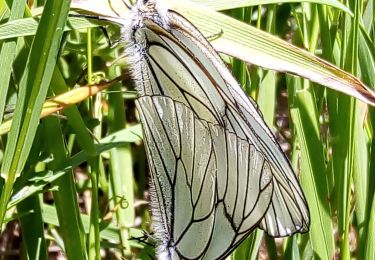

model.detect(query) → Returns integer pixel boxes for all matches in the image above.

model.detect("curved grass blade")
[0,78,120,135]
[191,0,351,14]
[170,1,375,106]
[0,17,99,41]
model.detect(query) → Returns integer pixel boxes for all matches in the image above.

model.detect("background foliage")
[0,0,374,259]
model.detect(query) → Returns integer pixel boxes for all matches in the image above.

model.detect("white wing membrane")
[126,1,310,259]
[137,96,276,259]
[167,11,310,238]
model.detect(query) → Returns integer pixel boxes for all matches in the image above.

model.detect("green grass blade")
[108,77,135,257]
[353,11,375,259]
[50,69,97,156]
[0,0,24,126]
[86,28,101,260]
[88,158,100,260]
[0,17,98,41]
[233,230,263,259]
[43,116,87,260]
[341,1,361,259]
[365,179,375,259]
[256,4,277,126]
[283,237,301,260]
[171,2,375,105]
[289,85,334,259]
[190,0,352,14]
[0,0,71,226]
[264,235,278,260]
[18,195,47,260]
[41,203,145,248]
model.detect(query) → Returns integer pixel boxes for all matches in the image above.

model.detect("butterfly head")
[124,0,169,37]
[122,0,169,59]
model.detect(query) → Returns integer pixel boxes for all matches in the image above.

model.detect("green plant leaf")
[191,0,352,14]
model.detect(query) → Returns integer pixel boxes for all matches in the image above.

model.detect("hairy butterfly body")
[118,0,309,259]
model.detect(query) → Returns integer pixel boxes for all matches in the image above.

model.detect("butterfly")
[104,0,310,258]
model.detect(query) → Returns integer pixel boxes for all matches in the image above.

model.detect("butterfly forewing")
[168,10,310,237]
[125,1,309,259]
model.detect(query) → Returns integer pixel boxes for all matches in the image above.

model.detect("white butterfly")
[108,0,310,258]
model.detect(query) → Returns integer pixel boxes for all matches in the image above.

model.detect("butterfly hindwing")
[136,96,275,259]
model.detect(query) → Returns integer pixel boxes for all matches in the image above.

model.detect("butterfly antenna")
[206,29,224,41]
[99,26,115,47]
[108,0,133,16]
[121,0,132,9]
[129,231,156,247]
[69,13,113,23]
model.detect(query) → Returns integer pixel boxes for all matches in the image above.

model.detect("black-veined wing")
[136,95,276,259]
[123,0,310,259]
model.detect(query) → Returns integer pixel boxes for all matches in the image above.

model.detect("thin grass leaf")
[190,0,352,14]
[0,78,120,136]
[43,116,87,259]
[0,17,99,41]
[0,0,71,227]
[289,86,334,259]
[9,124,142,209]
[88,157,101,260]
[0,2,9,21]
[340,2,361,259]
[170,2,375,106]
[18,194,47,259]
[108,71,135,256]
[256,5,278,126]
[233,231,264,260]
[50,69,98,157]
[0,0,24,126]
[283,237,301,260]
[84,28,103,260]
[264,235,278,260]
[366,191,375,259]
[353,9,375,259]
[41,204,145,248]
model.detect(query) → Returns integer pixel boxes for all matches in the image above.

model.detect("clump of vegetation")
[0,0,373,259]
